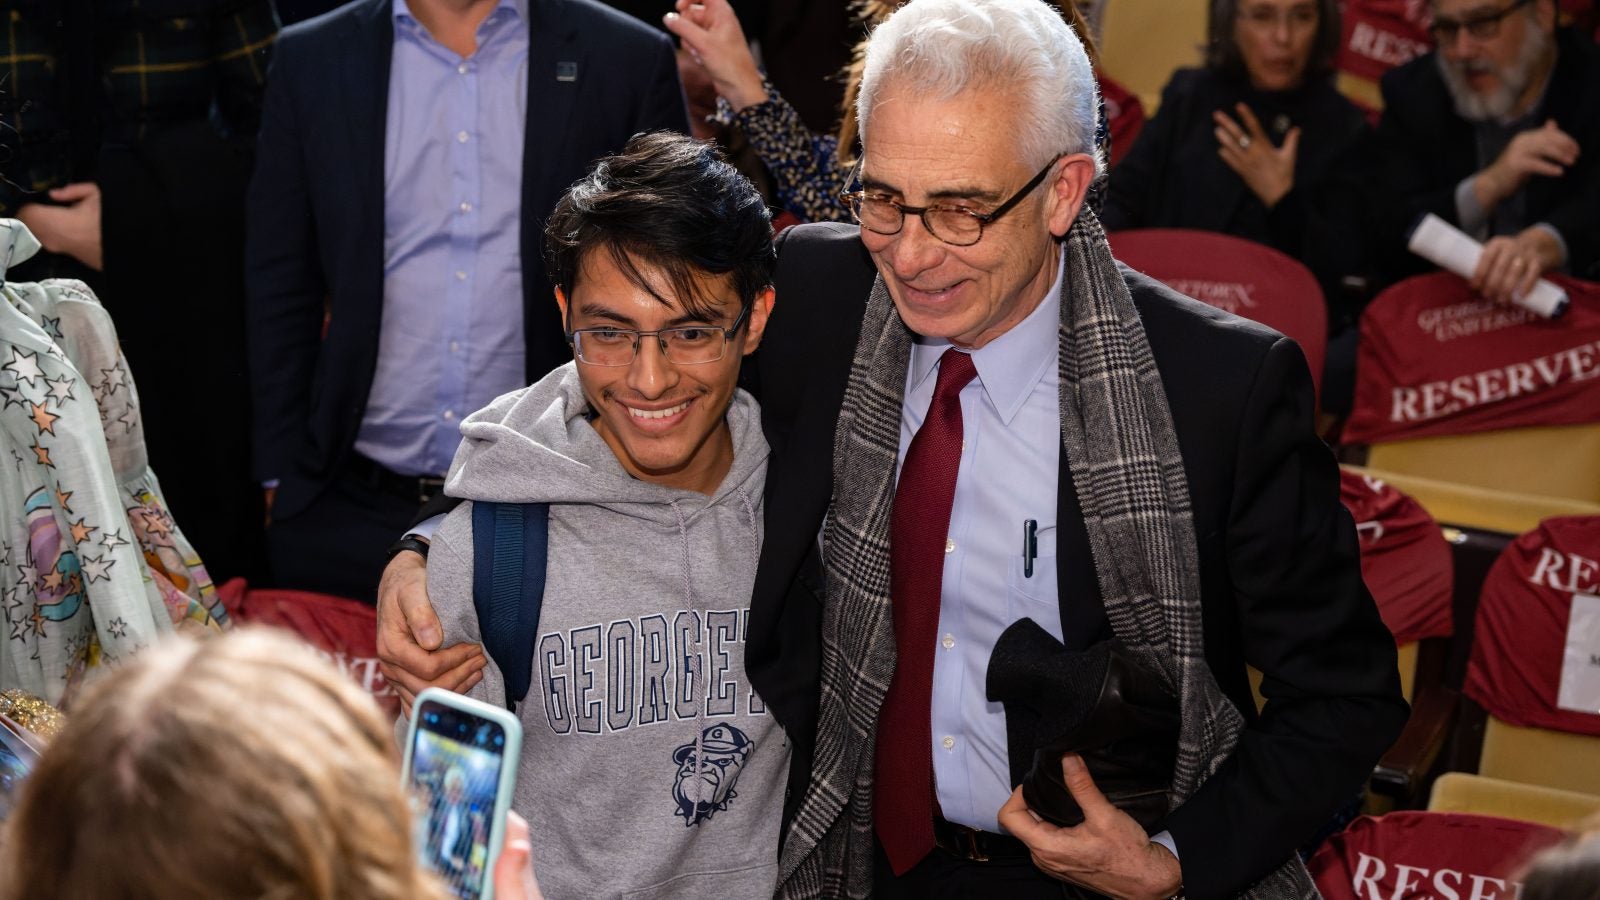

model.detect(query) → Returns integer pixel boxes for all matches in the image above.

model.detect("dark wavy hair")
[544,131,775,326]
[1205,0,1342,86]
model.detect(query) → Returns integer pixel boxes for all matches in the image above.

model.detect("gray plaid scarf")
[776,210,1318,899]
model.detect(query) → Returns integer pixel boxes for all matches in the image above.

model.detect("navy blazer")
[746,223,1406,898]
[246,0,688,519]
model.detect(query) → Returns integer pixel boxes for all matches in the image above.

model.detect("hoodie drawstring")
[674,482,763,813]
[670,498,710,810]
[736,489,760,555]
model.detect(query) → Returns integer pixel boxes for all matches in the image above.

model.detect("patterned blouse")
[732,83,1112,224]
[0,224,226,705]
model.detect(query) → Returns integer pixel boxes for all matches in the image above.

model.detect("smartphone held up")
[403,688,524,900]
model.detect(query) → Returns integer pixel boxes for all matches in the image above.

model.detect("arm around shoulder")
[428,512,510,710]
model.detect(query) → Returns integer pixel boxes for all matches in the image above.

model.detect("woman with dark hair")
[1103,0,1373,330]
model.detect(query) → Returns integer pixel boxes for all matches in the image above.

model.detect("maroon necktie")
[875,347,978,875]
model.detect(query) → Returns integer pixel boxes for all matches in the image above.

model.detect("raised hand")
[662,0,768,112]
[1477,119,1580,210]
[1213,103,1300,209]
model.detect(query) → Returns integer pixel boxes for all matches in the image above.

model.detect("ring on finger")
[1237,135,1251,150]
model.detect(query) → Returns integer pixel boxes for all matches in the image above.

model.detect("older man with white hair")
[1373,0,1600,303]
[764,1,1403,897]
[374,1,1407,897]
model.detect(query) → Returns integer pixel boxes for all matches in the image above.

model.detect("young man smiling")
[417,132,787,898]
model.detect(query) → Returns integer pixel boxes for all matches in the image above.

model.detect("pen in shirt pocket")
[1023,518,1038,578]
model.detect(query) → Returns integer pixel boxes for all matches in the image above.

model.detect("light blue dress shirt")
[901,252,1181,860]
[354,0,530,477]
[901,256,1064,833]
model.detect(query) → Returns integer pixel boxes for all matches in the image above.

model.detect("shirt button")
[941,736,955,750]
[941,634,955,650]
[459,201,473,213]
[455,270,468,281]
[449,341,460,354]
[457,62,469,75]
[457,130,470,144]
[443,410,456,421]
[944,539,955,554]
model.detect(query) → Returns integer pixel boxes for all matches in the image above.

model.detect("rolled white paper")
[1408,213,1569,319]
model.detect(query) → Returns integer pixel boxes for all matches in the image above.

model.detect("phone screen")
[0,717,38,824]
[408,703,509,900]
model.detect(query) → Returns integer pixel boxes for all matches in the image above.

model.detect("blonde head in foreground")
[1,628,447,900]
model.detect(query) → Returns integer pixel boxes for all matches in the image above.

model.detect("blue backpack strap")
[471,501,549,710]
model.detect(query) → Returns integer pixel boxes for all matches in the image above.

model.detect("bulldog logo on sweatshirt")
[671,724,754,826]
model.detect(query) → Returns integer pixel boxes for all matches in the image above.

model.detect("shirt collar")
[392,0,525,29]
[907,247,1063,425]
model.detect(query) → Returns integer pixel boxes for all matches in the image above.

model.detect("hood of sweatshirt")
[442,362,768,524]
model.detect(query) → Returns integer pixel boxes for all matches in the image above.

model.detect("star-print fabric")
[0,271,226,706]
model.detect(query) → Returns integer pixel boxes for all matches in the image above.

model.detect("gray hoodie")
[429,363,788,900]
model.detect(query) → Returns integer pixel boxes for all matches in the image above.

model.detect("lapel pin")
[556,61,578,82]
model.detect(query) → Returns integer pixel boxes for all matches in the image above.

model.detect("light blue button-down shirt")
[900,255,1064,833]
[900,252,1181,860]
[354,0,530,477]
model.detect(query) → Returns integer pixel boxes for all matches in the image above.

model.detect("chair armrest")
[1370,684,1457,801]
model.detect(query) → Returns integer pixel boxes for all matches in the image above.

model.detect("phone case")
[402,687,524,900]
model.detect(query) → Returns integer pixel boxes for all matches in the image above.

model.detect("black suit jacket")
[1373,28,1600,283]
[745,223,1407,899]
[246,0,688,519]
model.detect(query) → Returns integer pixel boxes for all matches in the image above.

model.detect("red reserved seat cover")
[1309,811,1564,900]
[1335,0,1432,87]
[1108,229,1327,396]
[1463,517,1600,736]
[217,579,398,718]
[1345,273,1600,444]
[1340,470,1453,645]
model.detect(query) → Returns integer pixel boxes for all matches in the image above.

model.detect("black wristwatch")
[386,535,431,560]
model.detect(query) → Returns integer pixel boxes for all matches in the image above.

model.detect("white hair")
[857,0,1103,178]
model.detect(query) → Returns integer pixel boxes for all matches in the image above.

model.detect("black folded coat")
[986,618,1181,832]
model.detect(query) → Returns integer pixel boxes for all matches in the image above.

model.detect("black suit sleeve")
[414,492,463,529]
[245,35,327,484]
[1539,110,1600,277]
[634,28,691,136]
[1162,338,1408,899]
